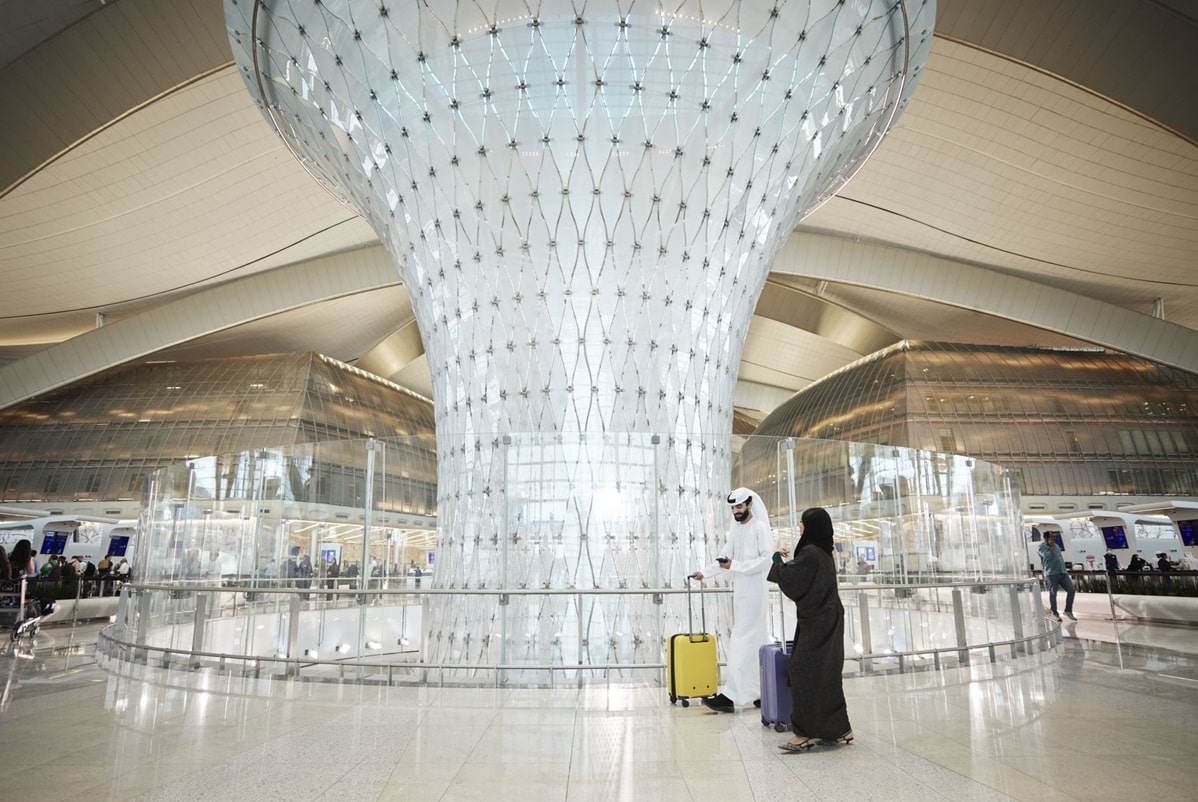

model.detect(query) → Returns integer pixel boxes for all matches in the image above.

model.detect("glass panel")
[123,432,1027,682]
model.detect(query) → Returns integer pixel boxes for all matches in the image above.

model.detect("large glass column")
[225,0,935,673]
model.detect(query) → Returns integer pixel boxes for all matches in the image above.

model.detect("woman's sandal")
[779,736,820,753]
[819,730,854,746]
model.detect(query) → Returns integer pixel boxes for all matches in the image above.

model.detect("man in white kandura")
[690,487,774,713]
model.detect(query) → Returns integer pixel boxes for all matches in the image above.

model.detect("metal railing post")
[858,591,873,673]
[136,591,151,647]
[191,593,208,669]
[1007,584,1023,651]
[286,593,301,677]
[952,588,968,665]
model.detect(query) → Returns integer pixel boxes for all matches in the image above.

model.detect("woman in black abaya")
[768,507,852,752]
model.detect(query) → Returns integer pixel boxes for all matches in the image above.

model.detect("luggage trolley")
[10,579,55,643]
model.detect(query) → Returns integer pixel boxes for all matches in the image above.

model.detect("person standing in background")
[10,540,35,577]
[1038,531,1076,621]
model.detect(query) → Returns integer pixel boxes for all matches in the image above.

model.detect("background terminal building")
[0,353,439,573]
[753,342,1198,514]
[1,342,1195,525]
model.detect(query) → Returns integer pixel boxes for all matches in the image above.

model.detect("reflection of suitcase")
[760,594,793,731]
[667,577,718,706]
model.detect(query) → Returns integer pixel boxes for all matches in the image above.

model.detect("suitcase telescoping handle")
[685,575,706,640]
[773,554,789,654]
[777,581,789,654]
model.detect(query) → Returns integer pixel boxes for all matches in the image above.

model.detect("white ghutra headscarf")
[727,486,771,532]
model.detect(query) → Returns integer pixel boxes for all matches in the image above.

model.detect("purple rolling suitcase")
[759,640,792,731]
[759,598,792,731]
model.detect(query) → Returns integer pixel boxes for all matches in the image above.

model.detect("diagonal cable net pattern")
[226,0,934,677]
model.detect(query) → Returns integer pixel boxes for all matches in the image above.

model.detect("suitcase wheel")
[680,699,690,708]
[774,723,789,732]
[761,717,767,727]
[669,694,677,705]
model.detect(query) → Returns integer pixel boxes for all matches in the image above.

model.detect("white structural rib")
[773,232,1198,374]
[0,248,398,410]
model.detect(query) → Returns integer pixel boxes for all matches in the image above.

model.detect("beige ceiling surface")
[0,0,1195,418]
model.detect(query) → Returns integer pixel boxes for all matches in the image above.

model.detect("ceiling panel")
[0,0,1195,417]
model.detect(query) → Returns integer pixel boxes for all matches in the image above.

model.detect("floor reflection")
[0,615,1196,801]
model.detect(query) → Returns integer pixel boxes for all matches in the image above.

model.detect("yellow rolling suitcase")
[667,576,718,705]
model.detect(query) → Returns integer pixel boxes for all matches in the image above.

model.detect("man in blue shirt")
[1038,532,1076,621]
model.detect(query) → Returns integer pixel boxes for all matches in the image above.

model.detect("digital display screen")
[107,535,130,557]
[1101,525,1129,550]
[1029,527,1042,542]
[855,546,876,561]
[1179,520,1198,547]
[40,531,69,555]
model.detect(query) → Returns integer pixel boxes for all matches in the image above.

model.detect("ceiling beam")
[0,247,398,410]
[773,231,1198,373]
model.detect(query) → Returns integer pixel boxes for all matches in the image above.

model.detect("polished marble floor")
[2,608,1197,801]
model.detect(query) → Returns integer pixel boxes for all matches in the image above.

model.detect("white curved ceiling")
[0,0,1195,421]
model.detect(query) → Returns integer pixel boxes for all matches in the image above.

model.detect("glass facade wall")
[0,353,438,516]
[754,342,1198,502]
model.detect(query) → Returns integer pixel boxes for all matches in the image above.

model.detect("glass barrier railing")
[97,578,1055,686]
[103,433,1034,682]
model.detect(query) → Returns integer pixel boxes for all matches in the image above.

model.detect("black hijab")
[796,507,835,555]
